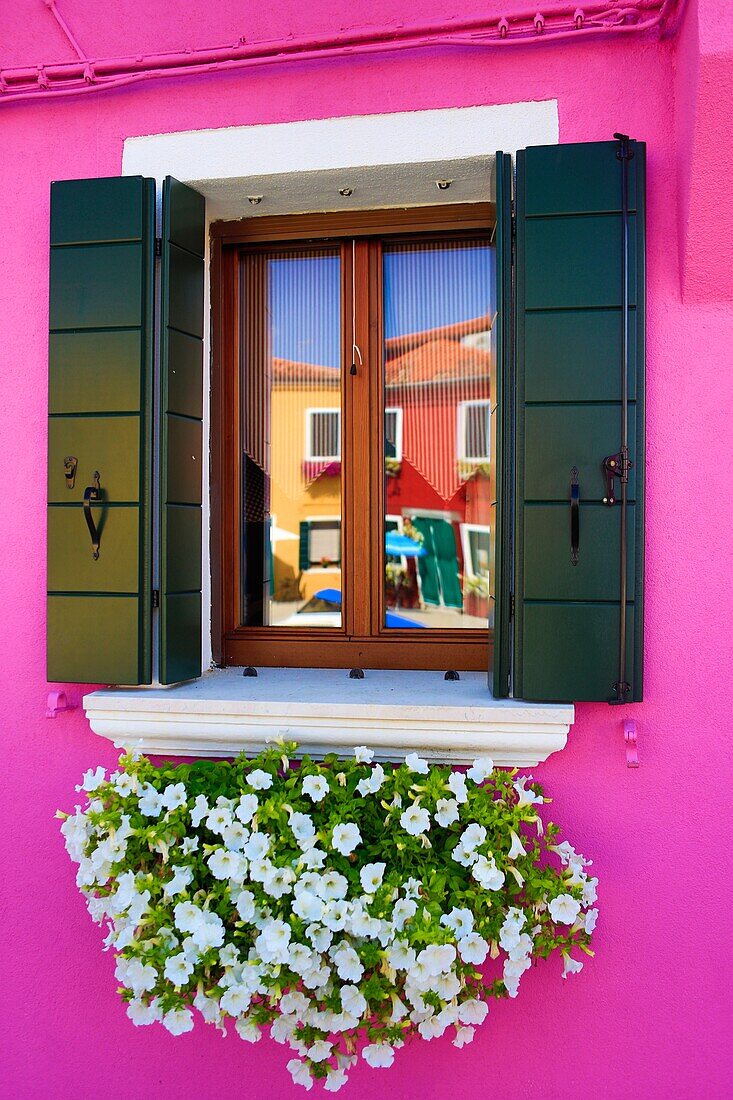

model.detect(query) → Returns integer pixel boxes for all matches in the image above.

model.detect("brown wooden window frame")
[210,203,496,671]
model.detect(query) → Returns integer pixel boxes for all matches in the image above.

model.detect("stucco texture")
[1,2,731,1098]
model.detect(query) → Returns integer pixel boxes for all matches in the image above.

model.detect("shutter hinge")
[152,588,160,608]
[155,236,162,257]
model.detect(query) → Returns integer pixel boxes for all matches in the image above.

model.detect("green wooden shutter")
[47,176,155,684]
[159,177,205,684]
[490,152,514,698]
[299,522,311,572]
[497,140,645,703]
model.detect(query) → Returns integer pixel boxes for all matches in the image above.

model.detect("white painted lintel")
[84,668,573,768]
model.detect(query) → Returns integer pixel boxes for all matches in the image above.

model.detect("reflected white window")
[306,408,341,461]
[458,400,491,462]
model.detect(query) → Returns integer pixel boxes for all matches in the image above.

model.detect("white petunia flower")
[392,898,418,932]
[332,945,364,983]
[235,1015,261,1043]
[234,888,256,922]
[293,890,325,923]
[76,766,106,793]
[162,1008,194,1035]
[584,908,599,934]
[466,756,494,783]
[417,943,456,976]
[173,900,202,934]
[243,832,270,861]
[308,1040,333,1062]
[287,1059,314,1091]
[220,984,252,1015]
[460,823,487,851]
[507,830,527,860]
[190,794,209,826]
[163,952,194,986]
[400,803,431,836]
[317,870,349,901]
[562,953,584,979]
[514,776,544,807]
[191,910,225,951]
[472,855,505,891]
[161,782,187,811]
[582,877,599,906]
[235,793,259,824]
[331,822,361,855]
[302,774,329,803]
[503,955,532,997]
[453,1025,475,1048]
[306,923,332,952]
[387,940,416,970]
[162,865,194,898]
[548,893,582,925]
[207,848,244,881]
[247,768,273,790]
[289,811,316,844]
[340,985,367,1018]
[457,933,490,965]
[458,999,489,1025]
[362,1043,395,1068]
[256,919,291,963]
[353,746,374,763]
[180,836,199,855]
[435,798,460,827]
[447,771,469,804]
[280,991,310,1018]
[359,861,386,894]
[138,783,164,817]
[300,845,327,870]
[262,864,295,898]
[118,958,157,996]
[206,805,234,835]
[441,907,474,938]
[324,1067,348,1092]
[356,763,385,797]
[127,998,161,1026]
[112,771,139,797]
[221,821,249,852]
[404,752,429,774]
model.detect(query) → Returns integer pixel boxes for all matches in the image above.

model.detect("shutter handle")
[83,471,102,560]
[570,466,580,566]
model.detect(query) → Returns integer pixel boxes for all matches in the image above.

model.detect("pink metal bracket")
[623,718,639,767]
[46,690,76,718]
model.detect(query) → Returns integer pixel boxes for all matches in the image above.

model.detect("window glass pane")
[240,248,342,628]
[382,239,493,629]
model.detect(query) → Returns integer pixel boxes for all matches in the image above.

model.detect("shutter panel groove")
[47,176,155,685]
[510,140,645,703]
[159,177,205,685]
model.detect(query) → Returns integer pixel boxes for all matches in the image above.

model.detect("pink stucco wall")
[1,2,731,1097]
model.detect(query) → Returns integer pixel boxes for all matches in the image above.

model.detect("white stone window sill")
[84,668,573,767]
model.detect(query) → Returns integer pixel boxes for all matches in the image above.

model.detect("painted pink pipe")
[0,0,679,106]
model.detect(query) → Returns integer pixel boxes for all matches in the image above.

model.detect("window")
[213,205,495,670]
[306,409,341,461]
[303,519,342,568]
[384,407,403,461]
[458,400,491,462]
[49,140,645,703]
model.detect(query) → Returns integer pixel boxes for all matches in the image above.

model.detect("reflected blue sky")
[269,245,494,368]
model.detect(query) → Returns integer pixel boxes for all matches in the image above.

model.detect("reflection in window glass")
[382,239,493,629]
[240,248,342,628]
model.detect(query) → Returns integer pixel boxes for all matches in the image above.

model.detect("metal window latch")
[602,448,633,506]
[63,455,77,490]
[83,470,102,559]
[570,466,580,565]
